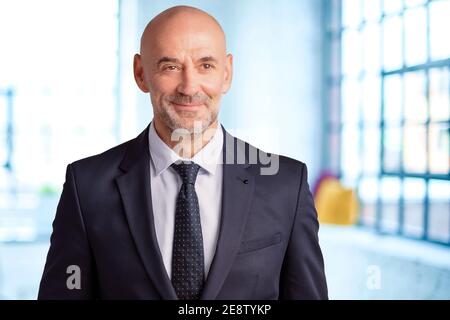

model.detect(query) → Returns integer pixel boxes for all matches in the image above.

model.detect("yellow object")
[315,178,359,225]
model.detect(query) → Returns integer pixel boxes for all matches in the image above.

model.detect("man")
[38,5,327,300]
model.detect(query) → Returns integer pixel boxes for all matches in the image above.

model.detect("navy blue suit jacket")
[38,124,328,299]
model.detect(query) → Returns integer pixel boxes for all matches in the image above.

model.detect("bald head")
[140,6,227,56]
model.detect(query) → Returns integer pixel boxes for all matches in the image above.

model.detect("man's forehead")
[140,7,226,55]
[147,34,226,62]
[149,28,225,49]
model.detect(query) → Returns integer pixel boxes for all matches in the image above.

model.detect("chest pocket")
[238,232,282,254]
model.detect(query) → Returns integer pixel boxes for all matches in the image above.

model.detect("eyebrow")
[198,56,219,63]
[156,56,181,66]
[156,55,219,66]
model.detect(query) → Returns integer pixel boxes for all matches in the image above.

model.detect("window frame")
[324,0,450,246]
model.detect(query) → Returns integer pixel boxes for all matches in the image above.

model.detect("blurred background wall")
[0,0,449,299]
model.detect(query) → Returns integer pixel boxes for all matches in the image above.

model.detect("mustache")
[167,93,210,105]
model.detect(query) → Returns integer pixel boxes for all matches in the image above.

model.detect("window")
[0,0,119,241]
[325,0,450,245]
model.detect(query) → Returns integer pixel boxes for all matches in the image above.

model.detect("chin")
[181,120,206,131]
[176,118,211,133]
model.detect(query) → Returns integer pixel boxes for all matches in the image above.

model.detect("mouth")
[171,102,204,109]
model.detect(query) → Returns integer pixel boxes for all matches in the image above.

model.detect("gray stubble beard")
[158,101,218,135]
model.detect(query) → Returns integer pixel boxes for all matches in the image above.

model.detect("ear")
[222,53,233,94]
[133,54,150,93]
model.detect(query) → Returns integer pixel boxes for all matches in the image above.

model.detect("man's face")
[134,14,233,134]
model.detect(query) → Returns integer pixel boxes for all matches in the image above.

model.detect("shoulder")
[70,138,131,174]
[227,133,308,191]
[69,124,148,180]
[231,134,307,175]
[234,137,310,219]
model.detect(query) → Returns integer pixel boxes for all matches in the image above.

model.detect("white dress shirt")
[148,121,223,279]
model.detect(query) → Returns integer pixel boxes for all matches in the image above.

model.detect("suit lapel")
[115,125,177,300]
[201,128,255,299]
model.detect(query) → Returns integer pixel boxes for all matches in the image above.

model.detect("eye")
[202,63,214,70]
[163,65,179,71]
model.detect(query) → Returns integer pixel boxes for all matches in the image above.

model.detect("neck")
[154,118,218,158]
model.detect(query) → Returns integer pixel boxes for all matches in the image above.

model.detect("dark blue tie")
[171,161,204,300]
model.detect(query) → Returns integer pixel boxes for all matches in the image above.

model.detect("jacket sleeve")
[38,163,97,299]
[279,163,328,299]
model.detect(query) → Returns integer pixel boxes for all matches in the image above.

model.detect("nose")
[176,66,199,96]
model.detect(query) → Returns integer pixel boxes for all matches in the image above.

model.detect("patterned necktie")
[171,161,204,300]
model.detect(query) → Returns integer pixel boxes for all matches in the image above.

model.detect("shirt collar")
[148,121,223,176]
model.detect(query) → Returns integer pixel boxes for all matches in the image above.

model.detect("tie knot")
[171,161,201,185]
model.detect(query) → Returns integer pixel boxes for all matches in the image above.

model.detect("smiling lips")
[171,102,204,109]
